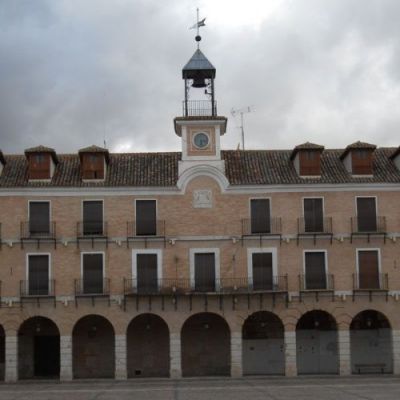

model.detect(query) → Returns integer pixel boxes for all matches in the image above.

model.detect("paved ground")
[1,376,400,400]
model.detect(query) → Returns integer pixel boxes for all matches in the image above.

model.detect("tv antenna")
[231,106,254,150]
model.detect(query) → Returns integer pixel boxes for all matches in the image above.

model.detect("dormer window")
[290,142,324,177]
[79,145,109,181]
[340,141,376,176]
[0,150,5,176]
[389,146,400,171]
[24,146,58,181]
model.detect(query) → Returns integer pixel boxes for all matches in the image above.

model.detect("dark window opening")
[358,251,380,289]
[29,202,50,236]
[252,253,273,290]
[82,254,104,294]
[137,254,158,293]
[304,198,324,232]
[250,199,270,234]
[83,201,103,235]
[305,252,327,290]
[28,255,49,295]
[299,151,321,176]
[352,150,373,175]
[356,197,377,232]
[136,200,157,236]
[195,253,215,292]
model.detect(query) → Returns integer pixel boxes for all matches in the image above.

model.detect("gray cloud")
[0,0,399,154]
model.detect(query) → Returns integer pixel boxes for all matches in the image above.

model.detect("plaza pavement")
[0,376,399,400]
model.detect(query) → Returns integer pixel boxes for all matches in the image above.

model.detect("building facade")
[0,46,400,381]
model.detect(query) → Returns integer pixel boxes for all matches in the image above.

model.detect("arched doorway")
[0,325,5,380]
[127,314,170,378]
[18,317,60,379]
[72,315,115,378]
[242,311,284,375]
[181,313,230,377]
[296,310,338,374]
[350,310,393,374]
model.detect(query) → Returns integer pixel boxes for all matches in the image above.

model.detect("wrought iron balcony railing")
[74,278,110,296]
[20,221,56,239]
[351,216,386,234]
[299,274,335,291]
[123,276,288,295]
[353,273,388,291]
[20,279,55,297]
[297,217,332,234]
[77,221,108,237]
[242,217,282,236]
[182,100,217,117]
[127,220,166,237]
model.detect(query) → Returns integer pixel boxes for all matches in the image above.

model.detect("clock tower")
[174,32,227,178]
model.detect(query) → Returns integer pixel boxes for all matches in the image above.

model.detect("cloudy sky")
[0,0,399,154]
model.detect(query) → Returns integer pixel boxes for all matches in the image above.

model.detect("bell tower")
[174,12,227,177]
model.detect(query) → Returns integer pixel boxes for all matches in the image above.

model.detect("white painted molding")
[177,164,229,192]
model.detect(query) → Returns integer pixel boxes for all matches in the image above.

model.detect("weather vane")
[189,8,206,49]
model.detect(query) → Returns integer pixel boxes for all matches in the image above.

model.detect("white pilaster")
[392,330,400,374]
[284,331,297,376]
[5,335,18,382]
[115,334,127,380]
[60,335,73,381]
[338,329,351,375]
[170,332,182,378]
[231,332,242,377]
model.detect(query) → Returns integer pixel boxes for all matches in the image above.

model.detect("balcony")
[76,221,108,248]
[297,217,333,245]
[241,217,282,244]
[352,273,388,301]
[298,274,335,301]
[20,221,57,249]
[74,278,110,306]
[182,100,217,117]
[126,220,166,248]
[20,279,56,307]
[123,276,288,310]
[350,216,387,243]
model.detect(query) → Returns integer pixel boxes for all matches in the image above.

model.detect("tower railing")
[183,100,217,117]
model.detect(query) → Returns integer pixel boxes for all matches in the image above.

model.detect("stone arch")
[296,310,338,375]
[18,316,60,379]
[350,309,393,374]
[127,313,170,378]
[242,311,284,375]
[181,312,230,377]
[72,314,115,379]
[177,165,229,193]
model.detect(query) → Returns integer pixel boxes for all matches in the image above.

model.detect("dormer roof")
[24,145,59,164]
[389,146,400,160]
[0,150,5,166]
[78,145,110,163]
[290,142,324,160]
[340,141,376,160]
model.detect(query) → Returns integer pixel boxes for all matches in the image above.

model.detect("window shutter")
[250,199,271,234]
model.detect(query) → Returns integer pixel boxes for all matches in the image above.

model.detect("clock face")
[193,132,210,149]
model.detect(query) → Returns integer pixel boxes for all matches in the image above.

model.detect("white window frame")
[247,247,278,287]
[302,196,325,217]
[355,196,378,217]
[81,251,106,283]
[26,252,52,294]
[302,249,328,290]
[189,248,220,290]
[132,249,163,289]
[81,199,105,233]
[28,200,52,234]
[356,248,382,288]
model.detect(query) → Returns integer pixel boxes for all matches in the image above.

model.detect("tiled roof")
[0,148,399,188]
[24,145,59,164]
[290,142,324,160]
[340,141,377,159]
